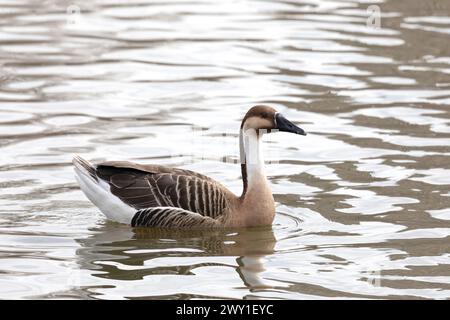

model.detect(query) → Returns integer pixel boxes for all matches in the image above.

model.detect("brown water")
[0,0,450,299]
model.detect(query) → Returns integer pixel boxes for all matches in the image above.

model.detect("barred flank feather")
[131,207,220,228]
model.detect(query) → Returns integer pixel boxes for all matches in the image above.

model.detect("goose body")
[73,105,306,229]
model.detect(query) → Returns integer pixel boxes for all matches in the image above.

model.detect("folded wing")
[96,161,229,219]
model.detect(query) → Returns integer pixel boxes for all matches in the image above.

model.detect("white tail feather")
[73,156,134,224]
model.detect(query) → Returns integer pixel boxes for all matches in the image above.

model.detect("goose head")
[241,105,306,136]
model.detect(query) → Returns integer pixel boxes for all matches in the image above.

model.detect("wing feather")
[95,163,230,218]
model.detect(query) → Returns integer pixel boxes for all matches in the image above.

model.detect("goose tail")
[73,155,97,181]
[73,155,135,224]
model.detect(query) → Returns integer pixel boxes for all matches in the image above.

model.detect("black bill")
[275,113,307,135]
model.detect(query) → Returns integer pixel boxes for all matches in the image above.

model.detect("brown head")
[241,105,306,135]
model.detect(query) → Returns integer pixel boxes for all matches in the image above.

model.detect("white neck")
[238,126,275,226]
[240,128,268,195]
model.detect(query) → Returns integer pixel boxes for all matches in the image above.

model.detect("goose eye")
[261,112,268,119]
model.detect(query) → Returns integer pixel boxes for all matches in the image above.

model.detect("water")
[0,0,450,299]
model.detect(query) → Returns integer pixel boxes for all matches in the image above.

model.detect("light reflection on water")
[0,0,450,299]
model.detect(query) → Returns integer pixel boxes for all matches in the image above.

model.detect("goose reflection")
[75,222,277,294]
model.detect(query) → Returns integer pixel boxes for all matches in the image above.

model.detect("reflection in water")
[75,224,276,298]
[0,0,450,299]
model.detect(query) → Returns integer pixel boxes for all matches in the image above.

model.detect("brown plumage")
[95,161,233,224]
[73,105,306,229]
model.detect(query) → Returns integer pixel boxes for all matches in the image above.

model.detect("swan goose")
[73,105,306,228]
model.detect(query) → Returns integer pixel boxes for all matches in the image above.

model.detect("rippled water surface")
[1,0,450,299]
